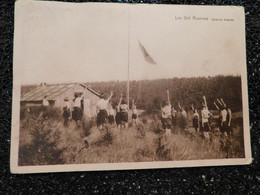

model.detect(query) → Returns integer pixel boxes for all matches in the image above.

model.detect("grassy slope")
[19,110,244,166]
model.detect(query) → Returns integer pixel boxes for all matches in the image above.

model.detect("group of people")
[63,93,84,126]
[41,93,84,126]
[42,91,139,128]
[96,92,138,130]
[42,89,232,139]
[160,90,232,138]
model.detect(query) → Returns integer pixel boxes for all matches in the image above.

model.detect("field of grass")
[18,108,245,166]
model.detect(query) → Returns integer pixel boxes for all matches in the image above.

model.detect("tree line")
[86,75,242,112]
[20,75,243,113]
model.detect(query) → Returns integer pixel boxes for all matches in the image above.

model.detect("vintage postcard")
[11,0,251,173]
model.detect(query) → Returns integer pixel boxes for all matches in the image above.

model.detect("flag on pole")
[138,40,157,65]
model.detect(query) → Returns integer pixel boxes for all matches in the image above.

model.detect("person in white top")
[201,104,213,132]
[96,91,113,129]
[226,104,232,136]
[214,98,231,136]
[220,106,227,131]
[132,100,138,126]
[161,90,172,136]
[200,95,213,140]
[120,99,129,128]
[41,95,49,118]
[63,97,71,126]
[108,103,115,125]
[178,102,187,118]
[72,93,83,124]
[42,95,49,107]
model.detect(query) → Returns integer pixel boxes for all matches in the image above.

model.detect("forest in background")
[85,75,242,112]
[21,75,242,112]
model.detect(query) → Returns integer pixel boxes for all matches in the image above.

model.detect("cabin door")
[84,99,91,118]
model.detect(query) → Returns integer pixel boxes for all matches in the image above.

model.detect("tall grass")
[20,106,62,121]
[19,107,245,165]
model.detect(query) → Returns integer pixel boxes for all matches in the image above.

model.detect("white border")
[10,2,252,174]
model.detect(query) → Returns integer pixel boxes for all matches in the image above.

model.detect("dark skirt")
[161,117,172,129]
[172,116,176,127]
[132,113,137,119]
[108,115,115,124]
[97,110,108,126]
[63,108,70,118]
[115,112,121,125]
[72,107,82,121]
[220,121,227,134]
[202,122,210,132]
[121,112,128,122]
[193,117,199,129]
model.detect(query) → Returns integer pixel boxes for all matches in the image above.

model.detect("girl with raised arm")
[120,98,129,128]
[219,98,229,136]
[178,101,187,118]
[226,103,232,137]
[96,91,113,130]
[201,96,213,139]
[108,103,115,125]
[161,90,172,136]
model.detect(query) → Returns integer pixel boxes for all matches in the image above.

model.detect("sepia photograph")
[11,1,251,173]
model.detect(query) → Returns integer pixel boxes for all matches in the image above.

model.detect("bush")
[155,136,171,160]
[82,117,96,136]
[27,106,43,117]
[149,116,163,134]
[176,112,187,130]
[42,107,62,120]
[93,132,113,147]
[19,116,65,166]
[21,106,62,121]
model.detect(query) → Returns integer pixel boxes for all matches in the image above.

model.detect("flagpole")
[127,7,130,107]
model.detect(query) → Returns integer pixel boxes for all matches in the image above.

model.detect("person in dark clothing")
[63,97,71,126]
[120,99,129,128]
[115,93,123,127]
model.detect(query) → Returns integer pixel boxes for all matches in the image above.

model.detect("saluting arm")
[202,95,207,108]
[220,98,226,108]
[214,101,219,110]
[166,90,171,106]
[178,101,182,110]
[107,91,113,102]
[209,112,213,118]
[118,93,122,106]
[228,109,232,126]
[191,104,194,111]
[216,98,223,106]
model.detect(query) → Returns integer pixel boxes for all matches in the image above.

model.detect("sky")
[14,1,246,85]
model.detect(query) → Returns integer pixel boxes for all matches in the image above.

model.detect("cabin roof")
[21,83,100,102]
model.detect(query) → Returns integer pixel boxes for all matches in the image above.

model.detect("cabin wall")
[83,89,100,117]
[54,85,85,107]
[54,85,100,117]
[21,84,100,118]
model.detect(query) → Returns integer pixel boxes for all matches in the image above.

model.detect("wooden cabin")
[20,83,100,118]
